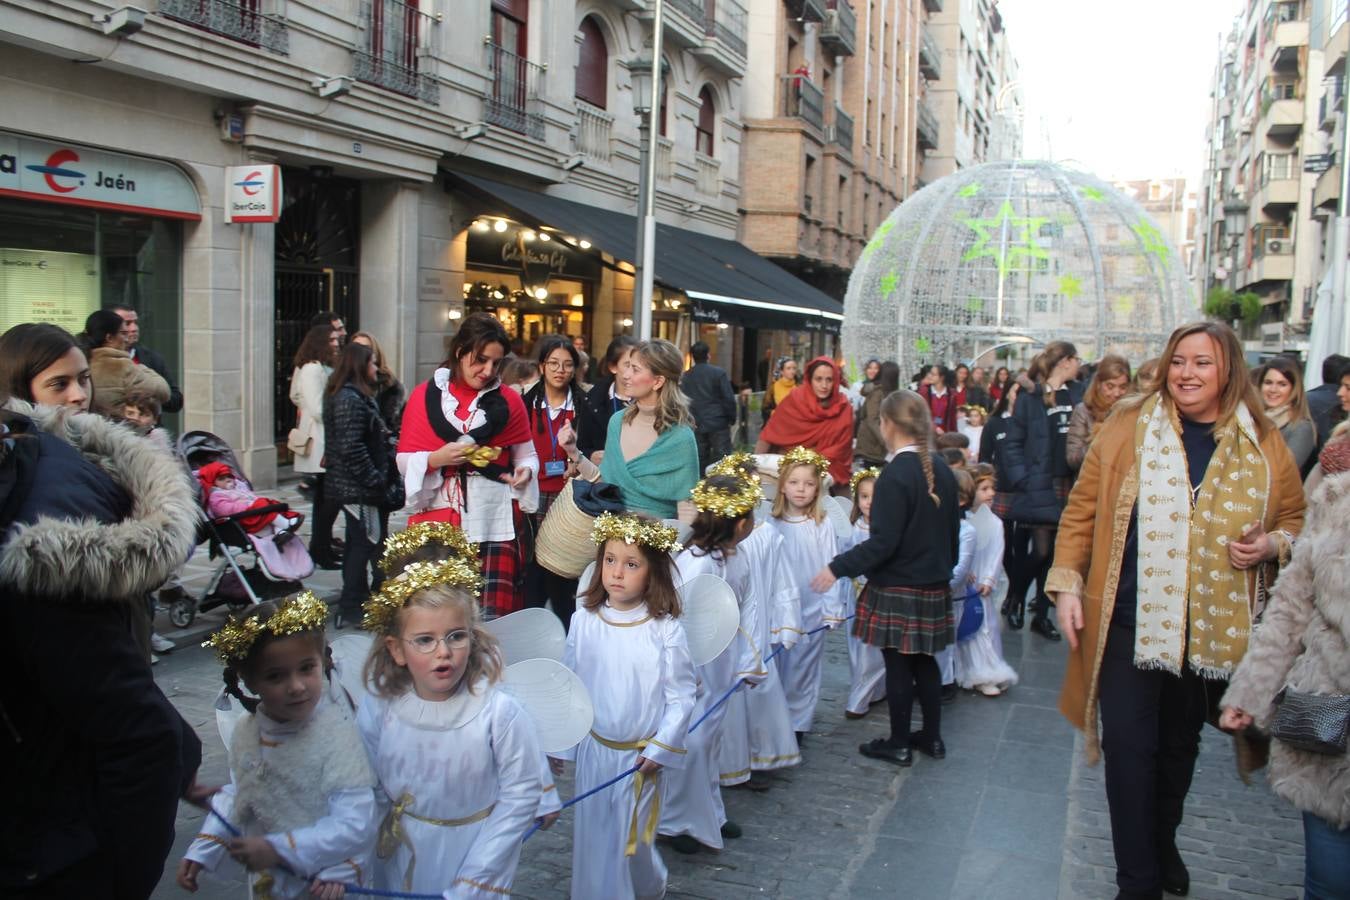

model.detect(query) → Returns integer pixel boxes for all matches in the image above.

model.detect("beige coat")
[1046,403,1306,761]
[88,347,170,417]
[1223,471,1350,828]
[288,362,329,474]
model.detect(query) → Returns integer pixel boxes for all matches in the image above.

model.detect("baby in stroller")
[196,460,312,582]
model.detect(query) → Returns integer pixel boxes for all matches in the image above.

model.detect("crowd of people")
[3,309,1350,900]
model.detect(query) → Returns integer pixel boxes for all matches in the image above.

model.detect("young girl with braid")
[180,593,378,898]
[812,391,960,766]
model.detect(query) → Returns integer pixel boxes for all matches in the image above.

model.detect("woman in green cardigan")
[559,338,700,519]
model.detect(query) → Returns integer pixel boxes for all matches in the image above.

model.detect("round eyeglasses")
[544,361,575,372]
[403,630,472,654]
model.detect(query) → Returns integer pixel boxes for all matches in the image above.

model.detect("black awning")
[450,172,844,329]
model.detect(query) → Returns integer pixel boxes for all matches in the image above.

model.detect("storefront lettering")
[501,242,567,272]
[94,171,136,191]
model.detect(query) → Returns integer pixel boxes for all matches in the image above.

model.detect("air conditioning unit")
[1266,238,1289,255]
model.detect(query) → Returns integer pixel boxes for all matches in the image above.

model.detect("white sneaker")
[151,653,161,665]
[151,633,176,653]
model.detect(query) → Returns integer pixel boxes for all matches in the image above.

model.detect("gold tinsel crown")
[590,512,683,554]
[707,451,757,480]
[777,445,831,479]
[850,467,883,494]
[203,590,329,663]
[690,474,762,518]
[961,404,989,419]
[363,557,485,635]
[379,521,479,575]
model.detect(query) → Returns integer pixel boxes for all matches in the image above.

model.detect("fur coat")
[1223,470,1350,829]
[0,400,203,897]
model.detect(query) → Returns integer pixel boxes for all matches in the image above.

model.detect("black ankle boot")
[1160,841,1189,896]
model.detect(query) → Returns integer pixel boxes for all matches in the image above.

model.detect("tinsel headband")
[777,445,831,480]
[590,512,683,554]
[379,521,479,575]
[707,451,757,480]
[961,404,989,418]
[850,467,882,494]
[204,590,329,663]
[363,557,486,635]
[690,474,762,518]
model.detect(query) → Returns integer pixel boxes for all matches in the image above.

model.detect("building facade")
[1193,0,1328,357]
[1,0,842,487]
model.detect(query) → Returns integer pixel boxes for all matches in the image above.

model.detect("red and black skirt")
[852,583,953,655]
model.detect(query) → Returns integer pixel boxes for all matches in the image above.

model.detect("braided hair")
[880,389,941,507]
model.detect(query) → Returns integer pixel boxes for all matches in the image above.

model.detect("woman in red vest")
[396,313,537,618]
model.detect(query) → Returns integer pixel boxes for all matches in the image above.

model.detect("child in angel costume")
[179,592,378,898]
[767,447,850,738]
[936,468,977,695]
[843,468,887,719]
[357,536,546,898]
[956,465,1019,695]
[660,473,766,854]
[553,513,697,900]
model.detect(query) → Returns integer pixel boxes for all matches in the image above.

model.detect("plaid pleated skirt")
[479,502,531,621]
[853,583,953,655]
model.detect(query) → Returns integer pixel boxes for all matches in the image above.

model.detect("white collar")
[885,444,918,461]
[391,679,491,731]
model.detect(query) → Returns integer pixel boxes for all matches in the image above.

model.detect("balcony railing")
[829,104,854,151]
[820,1,856,56]
[159,0,288,53]
[705,0,747,57]
[922,0,943,10]
[917,96,940,149]
[919,25,941,79]
[574,101,613,163]
[668,0,707,22]
[695,153,721,196]
[656,136,675,182]
[1321,75,1344,132]
[783,75,824,132]
[485,41,546,140]
[354,0,439,103]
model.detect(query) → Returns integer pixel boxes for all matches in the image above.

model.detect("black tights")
[1008,523,1056,620]
[881,649,942,747]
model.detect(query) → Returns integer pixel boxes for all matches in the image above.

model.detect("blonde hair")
[1083,354,1131,422]
[771,461,828,523]
[363,584,502,699]
[849,473,877,524]
[880,389,941,506]
[1121,321,1270,438]
[622,339,693,433]
[1252,357,1312,425]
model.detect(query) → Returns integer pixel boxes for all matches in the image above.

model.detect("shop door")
[273,171,361,460]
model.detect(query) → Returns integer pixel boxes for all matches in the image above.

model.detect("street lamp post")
[628,3,665,342]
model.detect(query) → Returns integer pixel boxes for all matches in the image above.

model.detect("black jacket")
[323,384,394,506]
[681,362,737,432]
[131,344,182,413]
[829,453,960,587]
[0,403,202,898]
[374,376,406,438]
[1308,383,1342,448]
[1001,383,1074,524]
[576,376,628,458]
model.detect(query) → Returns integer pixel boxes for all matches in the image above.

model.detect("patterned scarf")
[1133,395,1270,678]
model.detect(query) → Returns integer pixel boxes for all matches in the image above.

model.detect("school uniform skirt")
[853,582,953,655]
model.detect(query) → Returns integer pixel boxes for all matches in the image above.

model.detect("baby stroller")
[165,431,315,628]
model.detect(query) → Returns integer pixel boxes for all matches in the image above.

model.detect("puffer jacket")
[1000,382,1074,524]
[1223,470,1350,829]
[322,383,394,507]
[0,401,202,897]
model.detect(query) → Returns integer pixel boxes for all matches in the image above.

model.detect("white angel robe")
[357,683,544,899]
[769,514,849,733]
[842,520,886,715]
[732,523,802,772]
[561,602,697,900]
[957,505,1020,689]
[186,705,378,898]
[936,516,976,685]
[711,538,771,787]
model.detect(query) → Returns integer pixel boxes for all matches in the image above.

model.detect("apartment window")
[696,86,716,156]
[575,16,607,109]
[838,175,848,229]
[804,154,816,217]
[865,98,872,145]
[492,0,527,56]
[863,189,871,235]
[879,111,886,158]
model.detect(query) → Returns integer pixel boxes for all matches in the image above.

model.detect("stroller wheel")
[169,598,196,629]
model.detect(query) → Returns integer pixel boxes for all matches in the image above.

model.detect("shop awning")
[450,172,843,330]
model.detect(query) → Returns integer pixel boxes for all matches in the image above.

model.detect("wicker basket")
[536,480,600,578]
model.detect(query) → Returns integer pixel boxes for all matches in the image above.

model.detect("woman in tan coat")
[1049,322,1305,900]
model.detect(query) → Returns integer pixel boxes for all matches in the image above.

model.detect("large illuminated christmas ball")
[842,160,1194,377]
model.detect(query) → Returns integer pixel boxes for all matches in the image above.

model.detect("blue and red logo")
[234,170,266,196]
[26,149,84,193]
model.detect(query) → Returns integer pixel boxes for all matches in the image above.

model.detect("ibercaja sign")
[224,165,282,223]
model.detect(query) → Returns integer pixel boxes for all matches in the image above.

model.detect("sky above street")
[997,0,1241,182]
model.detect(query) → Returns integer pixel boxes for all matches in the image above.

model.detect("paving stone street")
[148,483,1307,900]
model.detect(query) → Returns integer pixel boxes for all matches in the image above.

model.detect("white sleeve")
[950,522,976,595]
[184,781,237,871]
[645,622,697,769]
[271,788,378,882]
[446,700,542,899]
[976,526,1004,589]
[768,536,803,648]
[823,530,851,626]
[536,753,562,817]
[554,619,580,763]
[299,363,327,426]
[510,440,540,514]
[397,450,442,511]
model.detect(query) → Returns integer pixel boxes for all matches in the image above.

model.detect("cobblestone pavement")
[147,485,1306,898]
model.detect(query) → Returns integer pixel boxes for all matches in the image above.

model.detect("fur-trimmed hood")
[0,400,200,603]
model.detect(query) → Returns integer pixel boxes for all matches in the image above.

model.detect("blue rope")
[521,763,641,842]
